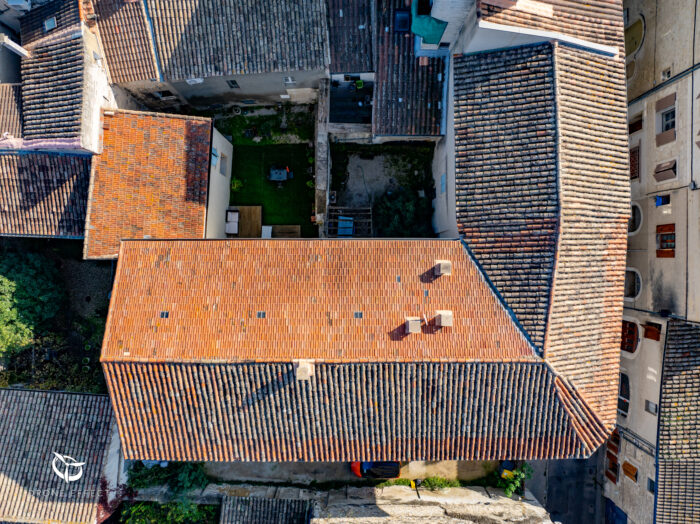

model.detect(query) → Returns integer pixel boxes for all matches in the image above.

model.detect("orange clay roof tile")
[101,239,535,363]
[83,110,211,260]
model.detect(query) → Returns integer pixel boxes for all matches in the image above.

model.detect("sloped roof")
[94,0,329,82]
[656,320,700,523]
[454,42,629,429]
[103,240,610,462]
[478,0,625,50]
[0,389,114,524]
[220,496,312,524]
[83,110,211,259]
[19,0,86,142]
[0,84,22,138]
[0,152,91,238]
[92,0,159,84]
[101,240,534,362]
[373,0,444,136]
[327,0,373,73]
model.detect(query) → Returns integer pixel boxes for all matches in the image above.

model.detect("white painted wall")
[205,128,234,238]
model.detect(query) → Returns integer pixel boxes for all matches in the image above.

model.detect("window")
[629,115,643,134]
[219,153,228,175]
[211,147,218,167]
[656,224,675,257]
[606,452,620,484]
[621,320,639,353]
[656,194,671,206]
[629,204,642,234]
[654,160,676,182]
[624,270,642,299]
[160,311,169,319]
[227,79,240,89]
[661,108,675,132]
[647,478,656,494]
[283,76,296,86]
[618,373,630,416]
[662,68,672,81]
[43,16,57,32]
[151,90,177,101]
[645,400,658,415]
[622,461,638,482]
[643,322,662,341]
[256,311,266,319]
[354,311,363,319]
[629,146,640,179]
[394,9,410,32]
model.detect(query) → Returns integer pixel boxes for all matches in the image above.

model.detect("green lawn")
[231,144,317,237]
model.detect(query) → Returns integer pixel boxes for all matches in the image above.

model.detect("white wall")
[81,27,116,153]
[205,128,234,238]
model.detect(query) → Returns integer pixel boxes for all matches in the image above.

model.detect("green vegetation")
[329,142,436,237]
[230,144,317,237]
[215,105,315,146]
[127,462,210,495]
[421,476,461,490]
[120,501,217,524]
[0,252,64,356]
[468,462,533,498]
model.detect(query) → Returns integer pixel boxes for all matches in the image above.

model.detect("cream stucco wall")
[205,128,234,239]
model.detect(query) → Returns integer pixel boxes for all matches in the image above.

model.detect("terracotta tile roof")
[328,0,373,73]
[453,43,629,432]
[0,84,22,138]
[477,0,625,51]
[101,239,534,362]
[0,151,91,238]
[0,389,114,524]
[220,497,312,524]
[19,0,88,142]
[104,360,604,462]
[656,320,700,523]
[373,0,444,136]
[454,44,558,350]
[83,110,211,259]
[92,0,159,84]
[94,0,329,82]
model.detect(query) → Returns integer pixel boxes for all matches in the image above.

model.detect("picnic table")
[269,166,293,181]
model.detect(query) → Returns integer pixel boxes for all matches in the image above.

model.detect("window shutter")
[643,323,662,341]
[654,161,677,182]
[621,320,638,353]
[656,223,675,234]
[622,461,638,482]
[629,147,640,179]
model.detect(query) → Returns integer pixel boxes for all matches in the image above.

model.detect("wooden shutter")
[621,321,638,353]
[644,323,662,341]
[622,461,638,482]
[629,147,640,179]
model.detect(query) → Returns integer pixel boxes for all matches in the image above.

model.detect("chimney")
[434,260,452,277]
[295,360,315,381]
[436,310,453,327]
[405,317,421,334]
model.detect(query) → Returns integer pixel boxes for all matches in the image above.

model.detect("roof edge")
[103,108,212,123]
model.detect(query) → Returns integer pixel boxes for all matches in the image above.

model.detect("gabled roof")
[656,320,700,523]
[454,42,629,428]
[0,83,22,138]
[102,240,609,462]
[17,0,87,144]
[0,388,114,524]
[373,0,444,137]
[94,0,329,83]
[0,151,91,238]
[478,0,625,50]
[83,110,211,259]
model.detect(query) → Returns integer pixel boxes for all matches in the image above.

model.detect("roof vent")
[434,260,452,277]
[295,360,315,381]
[436,310,453,327]
[405,317,421,334]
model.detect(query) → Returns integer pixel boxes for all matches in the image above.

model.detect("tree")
[0,252,64,356]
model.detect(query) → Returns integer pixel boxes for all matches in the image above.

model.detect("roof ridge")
[0,386,109,399]
[458,237,540,357]
[104,108,211,123]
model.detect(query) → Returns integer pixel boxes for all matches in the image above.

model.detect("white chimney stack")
[405,317,421,334]
[295,360,315,381]
[434,260,452,277]
[436,310,454,327]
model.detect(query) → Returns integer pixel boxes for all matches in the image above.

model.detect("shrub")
[0,253,64,356]
[496,463,533,498]
[421,477,460,490]
[231,178,244,192]
[373,189,434,238]
[120,501,216,524]
[127,462,210,495]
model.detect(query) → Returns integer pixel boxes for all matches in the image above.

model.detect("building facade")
[604,1,700,522]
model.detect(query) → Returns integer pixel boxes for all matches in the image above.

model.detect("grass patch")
[231,144,317,237]
[127,462,210,495]
[215,105,315,146]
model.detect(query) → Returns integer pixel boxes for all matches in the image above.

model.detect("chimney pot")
[405,317,421,334]
[434,260,452,276]
[295,360,315,381]
[436,310,454,327]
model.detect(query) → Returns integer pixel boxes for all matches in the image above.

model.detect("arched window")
[624,270,642,299]
[628,204,642,234]
[621,321,639,353]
